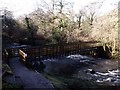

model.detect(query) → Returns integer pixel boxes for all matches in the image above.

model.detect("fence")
[3,41,101,62]
[19,42,101,62]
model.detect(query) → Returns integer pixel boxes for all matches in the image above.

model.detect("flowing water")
[43,54,120,87]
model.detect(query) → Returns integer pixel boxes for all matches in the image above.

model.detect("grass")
[43,72,106,90]
[44,73,72,90]
[2,81,24,89]
[43,71,120,90]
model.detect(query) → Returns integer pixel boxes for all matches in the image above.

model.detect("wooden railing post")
[19,49,28,62]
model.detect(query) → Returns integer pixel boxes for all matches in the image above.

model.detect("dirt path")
[5,57,54,89]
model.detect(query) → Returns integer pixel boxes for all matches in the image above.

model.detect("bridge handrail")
[21,42,101,58]
[2,41,101,61]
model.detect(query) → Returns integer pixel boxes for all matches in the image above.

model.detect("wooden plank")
[19,49,27,61]
[17,42,101,60]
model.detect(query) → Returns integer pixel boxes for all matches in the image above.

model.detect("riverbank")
[3,57,54,89]
[3,54,119,89]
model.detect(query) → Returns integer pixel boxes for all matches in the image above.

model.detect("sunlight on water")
[44,59,57,62]
[66,54,89,60]
[93,69,120,85]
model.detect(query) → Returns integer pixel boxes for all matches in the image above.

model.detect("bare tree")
[83,1,104,25]
[1,8,15,36]
[76,10,85,28]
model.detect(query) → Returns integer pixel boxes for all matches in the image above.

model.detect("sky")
[0,0,119,18]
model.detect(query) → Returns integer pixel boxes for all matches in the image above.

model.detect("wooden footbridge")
[3,41,110,65]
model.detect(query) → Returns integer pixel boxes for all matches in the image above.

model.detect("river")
[42,54,120,87]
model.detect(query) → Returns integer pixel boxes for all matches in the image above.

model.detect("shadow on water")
[34,54,119,89]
